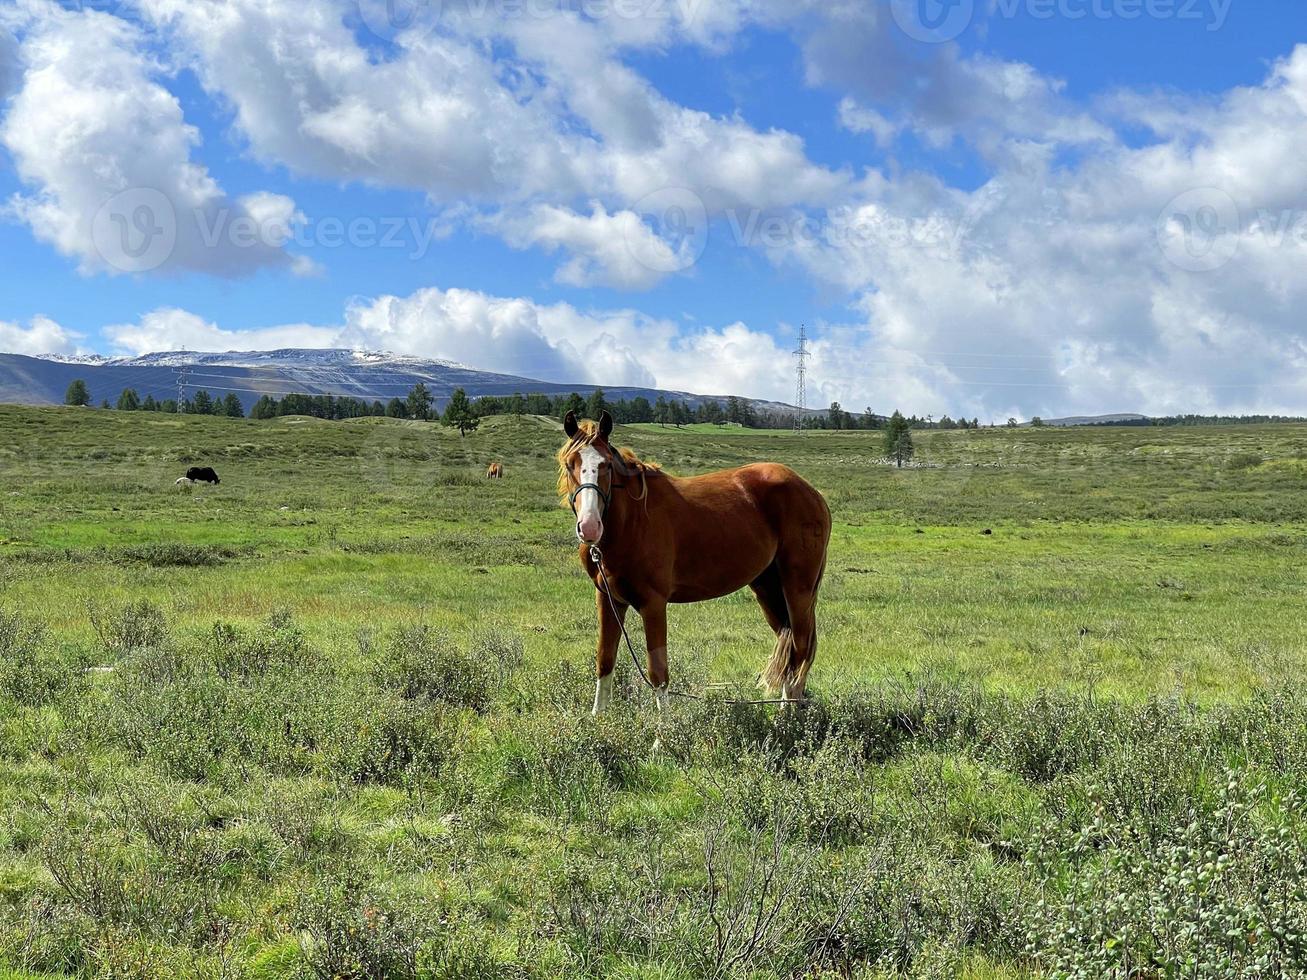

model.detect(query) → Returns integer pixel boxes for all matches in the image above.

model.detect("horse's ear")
[598,410,613,441]
[564,411,579,438]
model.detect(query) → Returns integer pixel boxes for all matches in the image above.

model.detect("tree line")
[68,378,970,447]
[65,380,246,417]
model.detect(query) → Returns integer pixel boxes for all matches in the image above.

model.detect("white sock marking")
[592,673,614,715]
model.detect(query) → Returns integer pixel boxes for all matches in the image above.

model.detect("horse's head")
[558,409,616,545]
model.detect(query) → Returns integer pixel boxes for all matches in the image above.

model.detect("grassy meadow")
[0,404,1305,978]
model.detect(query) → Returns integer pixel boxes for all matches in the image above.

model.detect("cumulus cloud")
[0,314,81,356]
[1,2,304,277]
[104,308,336,356]
[133,0,845,288]
[94,287,802,403]
[489,203,698,290]
[766,45,1307,418]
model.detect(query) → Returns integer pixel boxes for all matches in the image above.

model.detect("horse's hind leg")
[777,546,827,701]
[780,592,817,701]
[749,562,789,635]
[751,563,794,693]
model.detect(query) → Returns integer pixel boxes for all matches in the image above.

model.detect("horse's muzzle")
[577,515,603,545]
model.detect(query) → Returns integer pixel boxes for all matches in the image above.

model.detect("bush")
[1024,776,1307,978]
[208,608,316,679]
[90,599,168,656]
[112,543,238,567]
[374,625,520,713]
[0,611,79,707]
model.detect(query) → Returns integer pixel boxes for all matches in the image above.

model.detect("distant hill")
[1034,413,1150,427]
[0,349,809,417]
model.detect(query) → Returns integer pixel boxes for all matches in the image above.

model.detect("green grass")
[0,406,1305,978]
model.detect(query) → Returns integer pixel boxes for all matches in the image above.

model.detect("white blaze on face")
[575,445,606,544]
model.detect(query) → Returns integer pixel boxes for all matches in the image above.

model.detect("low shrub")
[90,598,168,656]
[0,611,80,708]
[374,624,520,713]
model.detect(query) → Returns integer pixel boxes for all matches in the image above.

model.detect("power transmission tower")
[793,324,809,433]
[176,367,189,413]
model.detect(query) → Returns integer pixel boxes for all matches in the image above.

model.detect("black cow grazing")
[186,466,220,485]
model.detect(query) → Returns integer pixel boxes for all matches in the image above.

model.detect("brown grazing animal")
[486,462,504,479]
[558,410,831,714]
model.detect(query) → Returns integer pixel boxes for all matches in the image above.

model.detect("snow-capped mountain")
[38,348,470,370]
[0,349,802,416]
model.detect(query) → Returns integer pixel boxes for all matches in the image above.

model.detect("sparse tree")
[116,388,141,411]
[406,383,433,421]
[883,410,914,468]
[64,379,90,407]
[1031,416,1045,427]
[585,388,608,421]
[385,397,406,419]
[442,387,480,437]
[190,390,214,415]
[222,393,244,418]
[563,392,586,417]
[142,394,158,412]
[251,396,279,419]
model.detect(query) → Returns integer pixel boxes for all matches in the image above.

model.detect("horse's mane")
[556,420,661,505]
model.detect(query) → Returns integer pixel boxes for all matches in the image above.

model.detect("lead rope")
[588,544,804,707]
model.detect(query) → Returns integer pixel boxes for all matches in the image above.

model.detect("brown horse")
[558,410,831,714]
[486,462,504,479]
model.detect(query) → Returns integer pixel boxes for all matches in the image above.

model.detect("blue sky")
[2,0,1307,418]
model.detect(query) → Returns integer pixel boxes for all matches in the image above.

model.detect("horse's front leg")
[594,588,627,716]
[640,599,670,711]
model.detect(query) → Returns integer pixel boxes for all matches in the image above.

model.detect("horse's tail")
[759,627,795,693]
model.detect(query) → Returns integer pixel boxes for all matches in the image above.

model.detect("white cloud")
[134,0,847,287]
[138,0,592,202]
[104,308,337,356]
[0,314,81,355]
[95,287,801,402]
[1,2,303,277]
[766,46,1307,418]
[489,203,693,290]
